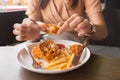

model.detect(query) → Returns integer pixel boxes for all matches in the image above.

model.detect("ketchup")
[56,44,65,49]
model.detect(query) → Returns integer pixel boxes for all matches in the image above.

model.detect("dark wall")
[0,11,27,46]
[105,0,120,9]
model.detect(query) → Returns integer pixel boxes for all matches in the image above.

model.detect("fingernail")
[57,30,60,34]
[78,32,82,36]
[74,28,77,31]
[57,29,62,35]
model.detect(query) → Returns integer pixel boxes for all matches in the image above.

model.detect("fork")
[71,36,89,66]
[23,42,41,68]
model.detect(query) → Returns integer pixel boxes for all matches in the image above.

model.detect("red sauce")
[56,44,65,49]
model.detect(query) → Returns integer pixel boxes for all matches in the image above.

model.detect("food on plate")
[31,40,83,70]
[36,22,60,34]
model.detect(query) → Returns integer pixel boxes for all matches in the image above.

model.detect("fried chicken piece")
[37,21,60,34]
[31,40,61,62]
[69,44,83,55]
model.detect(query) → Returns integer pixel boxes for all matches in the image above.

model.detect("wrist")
[85,22,96,37]
[89,22,96,35]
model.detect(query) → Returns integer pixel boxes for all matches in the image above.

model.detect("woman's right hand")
[13,18,41,41]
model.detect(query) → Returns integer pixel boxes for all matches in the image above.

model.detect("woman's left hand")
[57,14,92,36]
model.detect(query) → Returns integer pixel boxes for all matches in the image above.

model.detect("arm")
[57,0,108,41]
[88,12,108,41]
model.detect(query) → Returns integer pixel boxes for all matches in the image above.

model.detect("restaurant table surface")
[0,42,120,80]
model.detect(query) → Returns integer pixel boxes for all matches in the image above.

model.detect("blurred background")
[0,0,27,12]
[0,0,27,5]
[0,0,27,46]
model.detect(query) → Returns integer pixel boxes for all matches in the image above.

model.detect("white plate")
[17,40,91,74]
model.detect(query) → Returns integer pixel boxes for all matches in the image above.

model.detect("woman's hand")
[13,18,41,41]
[57,14,92,37]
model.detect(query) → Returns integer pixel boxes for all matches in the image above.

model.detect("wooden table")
[0,46,120,80]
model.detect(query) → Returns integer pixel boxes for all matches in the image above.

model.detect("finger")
[13,29,26,36]
[74,19,89,31]
[69,16,84,29]
[74,19,91,36]
[14,23,29,31]
[78,28,87,36]
[57,14,79,34]
[16,35,26,41]
[22,21,41,32]
[22,18,40,29]
[13,23,22,30]
[78,31,84,37]
[57,22,64,26]
[22,18,35,25]
[23,19,41,31]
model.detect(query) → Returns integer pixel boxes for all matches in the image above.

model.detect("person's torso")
[40,0,84,24]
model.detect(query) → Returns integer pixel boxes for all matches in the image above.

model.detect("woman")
[13,0,108,42]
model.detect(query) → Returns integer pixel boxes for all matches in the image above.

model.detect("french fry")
[47,58,67,68]
[45,63,67,70]
[66,54,75,68]
[51,56,66,62]
[61,48,71,57]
